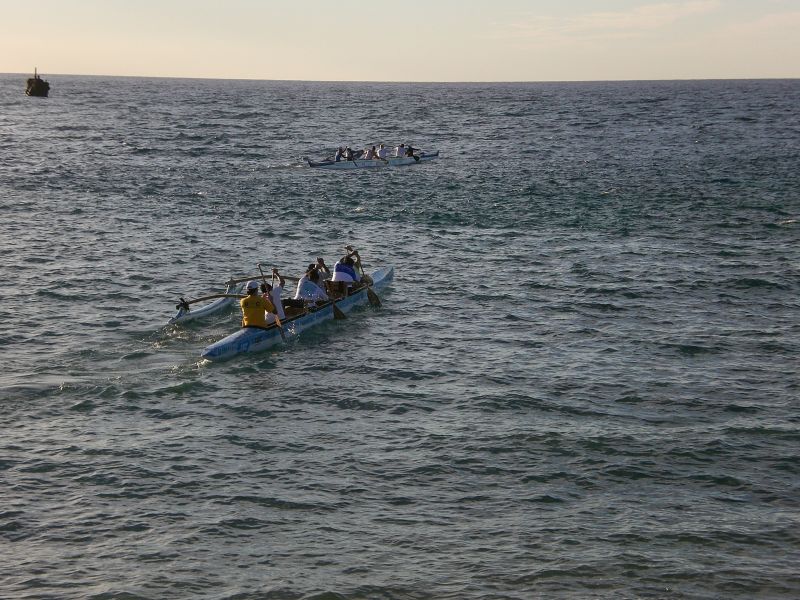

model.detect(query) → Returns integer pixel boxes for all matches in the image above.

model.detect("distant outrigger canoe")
[26,68,50,97]
[307,151,439,170]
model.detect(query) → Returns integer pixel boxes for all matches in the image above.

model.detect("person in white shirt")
[291,258,331,306]
[260,268,287,324]
[376,143,389,159]
[394,143,405,157]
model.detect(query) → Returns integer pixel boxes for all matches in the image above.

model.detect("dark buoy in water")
[26,68,50,97]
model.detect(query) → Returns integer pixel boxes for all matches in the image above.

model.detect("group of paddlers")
[334,143,417,162]
[239,246,373,329]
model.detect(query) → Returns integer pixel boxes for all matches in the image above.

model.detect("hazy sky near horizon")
[2,0,799,81]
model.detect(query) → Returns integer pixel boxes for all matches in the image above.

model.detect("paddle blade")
[366,287,381,307]
[332,302,346,320]
[274,315,287,341]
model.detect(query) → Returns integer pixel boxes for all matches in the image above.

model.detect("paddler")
[260,268,287,325]
[331,246,365,289]
[240,280,277,328]
[286,259,330,308]
[339,245,374,286]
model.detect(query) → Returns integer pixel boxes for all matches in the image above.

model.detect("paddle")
[322,265,347,321]
[330,296,347,320]
[345,246,381,307]
[258,263,287,341]
[227,274,300,286]
[311,259,346,320]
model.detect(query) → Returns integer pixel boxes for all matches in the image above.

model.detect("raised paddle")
[227,274,300,286]
[258,263,287,341]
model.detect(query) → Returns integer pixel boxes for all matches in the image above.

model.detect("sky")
[2,0,799,81]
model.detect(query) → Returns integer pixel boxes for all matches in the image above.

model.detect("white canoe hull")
[307,151,439,170]
[200,266,394,361]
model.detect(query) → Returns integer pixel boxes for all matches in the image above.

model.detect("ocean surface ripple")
[1,75,799,599]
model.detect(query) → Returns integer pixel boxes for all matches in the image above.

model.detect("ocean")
[1,75,798,599]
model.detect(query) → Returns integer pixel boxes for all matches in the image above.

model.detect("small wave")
[68,399,96,411]
[227,495,324,510]
[602,466,660,481]
[723,404,761,414]
[657,342,719,356]
[148,380,205,397]
[688,473,745,487]
[523,494,565,503]
[577,301,625,312]
[120,351,151,360]
[723,426,800,441]
[625,96,669,105]
[725,277,788,290]
[53,124,92,131]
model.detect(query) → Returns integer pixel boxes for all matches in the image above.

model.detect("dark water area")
[1,74,799,599]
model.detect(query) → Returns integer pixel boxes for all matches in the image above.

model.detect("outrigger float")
[307,151,439,170]
[169,266,393,362]
[170,280,245,325]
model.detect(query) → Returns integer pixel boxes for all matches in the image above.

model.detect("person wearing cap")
[260,268,287,325]
[240,280,277,328]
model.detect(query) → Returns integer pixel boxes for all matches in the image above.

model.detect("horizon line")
[3,71,799,85]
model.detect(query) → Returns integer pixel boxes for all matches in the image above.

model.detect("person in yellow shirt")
[240,280,276,328]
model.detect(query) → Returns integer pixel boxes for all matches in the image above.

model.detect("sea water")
[1,75,799,599]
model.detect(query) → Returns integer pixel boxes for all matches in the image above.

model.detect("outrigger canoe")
[200,266,393,362]
[307,151,439,170]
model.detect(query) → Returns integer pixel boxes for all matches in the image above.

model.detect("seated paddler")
[332,254,360,286]
[287,261,329,308]
[240,280,277,328]
[260,268,287,325]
